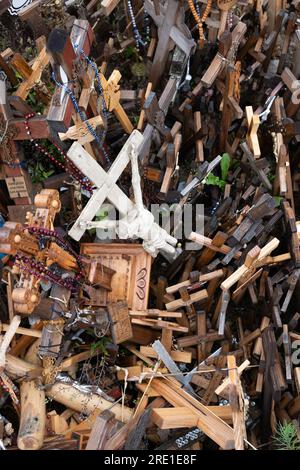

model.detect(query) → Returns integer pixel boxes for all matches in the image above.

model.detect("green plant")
[90,337,110,356]
[273,196,283,207]
[28,161,55,183]
[220,153,231,181]
[205,173,226,190]
[204,153,231,191]
[124,45,135,59]
[272,422,300,450]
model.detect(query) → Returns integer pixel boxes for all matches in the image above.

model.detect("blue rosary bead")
[127,0,145,50]
[51,70,111,166]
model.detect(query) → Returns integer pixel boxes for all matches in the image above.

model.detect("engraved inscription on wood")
[5,176,29,199]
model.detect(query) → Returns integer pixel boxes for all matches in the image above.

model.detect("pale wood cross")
[67,131,177,257]
[145,0,195,89]
[99,70,134,134]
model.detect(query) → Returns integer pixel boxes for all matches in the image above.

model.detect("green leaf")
[273,422,300,450]
[273,196,283,207]
[95,210,108,222]
[268,172,275,182]
[221,153,231,181]
[205,173,226,190]
[124,46,135,59]
[15,71,23,80]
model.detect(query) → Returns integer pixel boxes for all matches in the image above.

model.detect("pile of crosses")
[0,0,300,452]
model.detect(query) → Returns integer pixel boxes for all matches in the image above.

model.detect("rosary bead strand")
[15,254,79,292]
[51,73,111,166]
[26,225,85,275]
[24,113,94,193]
[188,0,212,46]
[127,0,145,50]
[72,45,111,165]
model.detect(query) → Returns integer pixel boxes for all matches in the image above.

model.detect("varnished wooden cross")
[99,70,134,134]
[13,45,50,103]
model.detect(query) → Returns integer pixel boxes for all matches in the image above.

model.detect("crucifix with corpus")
[67,130,178,257]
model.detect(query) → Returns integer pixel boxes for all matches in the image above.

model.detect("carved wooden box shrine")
[80,244,152,310]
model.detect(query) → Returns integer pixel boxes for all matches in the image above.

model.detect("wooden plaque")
[80,244,152,310]
[5,176,29,199]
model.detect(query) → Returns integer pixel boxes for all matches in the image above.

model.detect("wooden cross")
[245,106,261,159]
[272,97,294,211]
[13,45,50,103]
[0,22,95,205]
[220,239,280,293]
[277,12,297,74]
[219,61,243,152]
[179,22,247,112]
[0,189,78,315]
[46,20,95,134]
[145,0,195,89]
[99,70,134,134]
[261,326,286,442]
[17,0,49,38]
[0,84,34,205]
[139,77,177,164]
[11,50,51,105]
[66,131,177,257]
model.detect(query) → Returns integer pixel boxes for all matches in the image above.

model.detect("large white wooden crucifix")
[67,130,177,257]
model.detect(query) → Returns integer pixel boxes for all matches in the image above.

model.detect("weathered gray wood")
[152,340,194,393]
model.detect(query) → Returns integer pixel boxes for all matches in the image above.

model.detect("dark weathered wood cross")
[145,0,195,89]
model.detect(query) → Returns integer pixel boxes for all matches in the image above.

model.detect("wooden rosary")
[188,0,212,46]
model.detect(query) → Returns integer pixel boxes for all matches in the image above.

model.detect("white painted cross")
[67,130,177,257]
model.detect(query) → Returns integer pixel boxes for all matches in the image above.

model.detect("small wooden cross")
[0,84,34,205]
[139,77,178,165]
[245,106,261,159]
[99,70,134,134]
[14,46,50,103]
[0,189,75,315]
[11,50,51,105]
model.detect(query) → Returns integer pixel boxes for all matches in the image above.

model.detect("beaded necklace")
[26,225,85,273]
[0,372,20,406]
[188,0,212,45]
[127,0,145,50]
[143,9,151,45]
[51,72,111,166]
[15,253,81,292]
[24,112,94,193]
[72,45,111,164]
